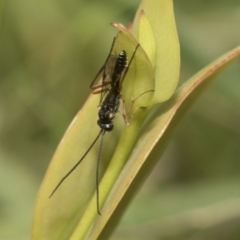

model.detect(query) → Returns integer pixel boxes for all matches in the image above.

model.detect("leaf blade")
[92,45,240,240]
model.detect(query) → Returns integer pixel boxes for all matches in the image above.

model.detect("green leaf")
[132,0,180,103]
[96,45,240,240]
[32,95,101,240]
[31,0,179,239]
[137,10,156,67]
[31,21,156,240]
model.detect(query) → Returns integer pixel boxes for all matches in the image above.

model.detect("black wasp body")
[49,39,139,215]
[97,50,127,132]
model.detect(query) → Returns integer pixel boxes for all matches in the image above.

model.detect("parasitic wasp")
[49,37,140,215]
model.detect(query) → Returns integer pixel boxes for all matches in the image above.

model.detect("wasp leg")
[120,90,155,125]
[91,81,112,94]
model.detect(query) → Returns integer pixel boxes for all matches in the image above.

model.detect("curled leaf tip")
[111,22,126,31]
[110,22,118,28]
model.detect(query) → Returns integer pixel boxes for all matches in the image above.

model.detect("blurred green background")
[1,0,240,239]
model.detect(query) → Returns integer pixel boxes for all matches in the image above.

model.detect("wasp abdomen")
[114,50,128,75]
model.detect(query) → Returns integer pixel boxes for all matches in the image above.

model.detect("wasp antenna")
[49,129,104,198]
[96,130,106,215]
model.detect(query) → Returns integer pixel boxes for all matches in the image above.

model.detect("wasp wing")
[90,38,118,105]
